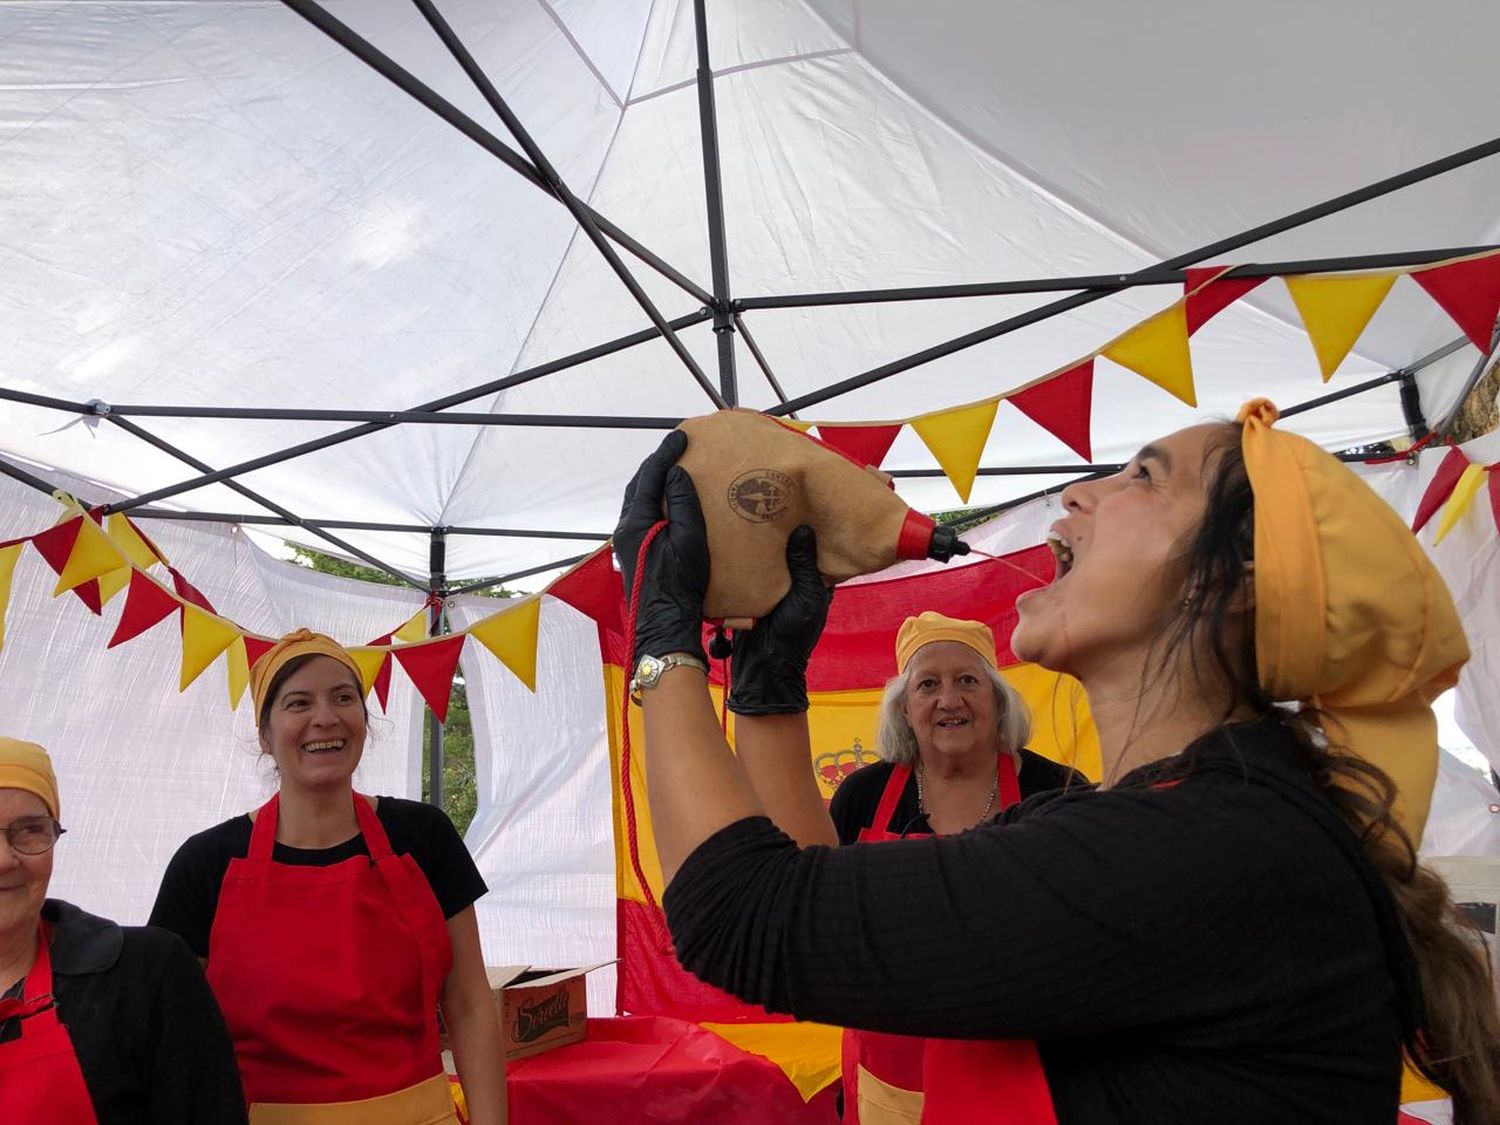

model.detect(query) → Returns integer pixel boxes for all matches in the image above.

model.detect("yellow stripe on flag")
[226,635,252,710]
[179,606,241,692]
[468,597,542,691]
[52,517,125,597]
[1285,273,1397,381]
[348,647,389,697]
[1101,304,1196,407]
[1432,463,1486,545]
[0,543,23,652]
[701,1021,844,1102]
[910,401,998,503]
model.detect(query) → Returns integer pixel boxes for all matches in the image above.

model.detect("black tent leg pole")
[427,529,447,811]
[694,0,736,405]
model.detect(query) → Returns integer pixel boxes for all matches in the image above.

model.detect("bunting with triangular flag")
[813,424,903,470]
[910,400,998,503]
[392,635,466,723]
[170,568,216,615]
[1007,361,1094,461]
[1286,273,1398,381]
[548,548,623,631]
[108,571,181,648]
[1101,303,1196,406]
[469,597,542,692]
[0,542,23,652]
[1413,447,1469,533]
[96,566,131,607]
[51,514,125,599]
[1184,267,1266,334]
[394,608,430,644]
[1412,254,1500,353]
[106,512,168,571]
[1432,463,1488,545]
[347,646,391,699]
[227,636,252,710]
[244,635,276,670]
[29,517,102,614]
[179,605,241,691]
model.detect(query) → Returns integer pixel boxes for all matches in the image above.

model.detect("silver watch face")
[635,654,665,687]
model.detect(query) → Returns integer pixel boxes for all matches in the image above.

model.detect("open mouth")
[934,717,969,729]
[301,739,346,755]
[1045,529,1074,581]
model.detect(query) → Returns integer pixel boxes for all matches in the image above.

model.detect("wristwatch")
[630,653,709,704]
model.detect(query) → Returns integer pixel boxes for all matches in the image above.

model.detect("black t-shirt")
[829,749,1086,844]
[664,721,1414,1124]
[1,900,247,1124]
[149,796,487,957]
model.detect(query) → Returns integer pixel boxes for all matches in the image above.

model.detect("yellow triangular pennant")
[0,542,24,652]
[106,512,165,570]
[1432,463,1487,545]
[468,597,542,692]
[226,635,251,710]
[1285,273,1397,381]
[394,608,429,644]
[910,402,999,503]
[179,606,241,692]
[97,566,131,607]
[52,517,125,597]
[779,418,815,433]
[1101,304,1196,406]
[348,646,389,696]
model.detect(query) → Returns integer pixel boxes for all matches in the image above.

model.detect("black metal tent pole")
[427,529,447,810]
[733,314,797,416]
[276,0,711,308]
[101,414,428,591]
[407,0,725,409]
[102,310,709,516]
[763,134,1500,417]
[449,553,592,596]
[735,244,1500,311]
[692,0,737,404]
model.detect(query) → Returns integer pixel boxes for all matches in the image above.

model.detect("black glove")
[613,430,709,663]
[726,526,832,715]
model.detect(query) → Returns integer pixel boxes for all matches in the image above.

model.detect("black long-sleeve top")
[663,721,1417,1124]
[0,900,247,1124]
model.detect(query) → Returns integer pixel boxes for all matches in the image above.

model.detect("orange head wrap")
[1236,398,1468,842]
[895,612,999,674]
[0,737,59,819]
[249,628,365,722]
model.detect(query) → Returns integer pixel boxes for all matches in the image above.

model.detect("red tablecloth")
[506,1016,838,1124]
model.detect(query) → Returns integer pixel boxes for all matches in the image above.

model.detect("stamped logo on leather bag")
[728,469,794,522]
[513,990,571,1043]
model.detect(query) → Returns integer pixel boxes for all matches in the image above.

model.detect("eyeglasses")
[0,817,66,856]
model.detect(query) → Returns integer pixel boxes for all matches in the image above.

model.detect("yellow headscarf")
[895,612,999,673]
[1237,399,1468,841]
[0,737,60,819]
[249,628,364,720]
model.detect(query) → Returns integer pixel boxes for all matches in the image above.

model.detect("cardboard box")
[443,962,613,1063]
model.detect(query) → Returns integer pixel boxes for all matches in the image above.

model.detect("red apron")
[206,792,457,1124]
[0,924,98,1124]
[841,756,1057,1125]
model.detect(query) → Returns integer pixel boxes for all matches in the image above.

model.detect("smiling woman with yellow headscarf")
[612,411,1500,1125]
[0,737,245,1123]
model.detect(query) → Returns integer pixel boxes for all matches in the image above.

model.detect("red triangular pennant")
[169,568,216,614]
[30,517,103,614]
[813,425,902,470]
[548,548,623,632]
[1007,361,1094,461]
[1184,267,1266,335]
[1412,446,1470,533]
[1412,255,1500,352]
[392,635,466,723]
[1488,469,1500,534]
[243,635,276,669]
[108,571,181,648]
[363,632,395,712]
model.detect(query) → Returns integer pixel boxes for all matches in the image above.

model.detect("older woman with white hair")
[830,612,1084,845]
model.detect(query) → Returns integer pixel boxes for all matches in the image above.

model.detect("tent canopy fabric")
[2,0,1498,583]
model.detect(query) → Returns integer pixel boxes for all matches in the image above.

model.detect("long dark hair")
[256,654,369,737]
[1152,425,1500,1122]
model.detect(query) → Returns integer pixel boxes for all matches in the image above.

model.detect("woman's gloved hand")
[726,526,832,715]
[613,430,709,663]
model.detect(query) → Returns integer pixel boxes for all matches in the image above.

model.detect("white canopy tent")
[1,0,1499,1009]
